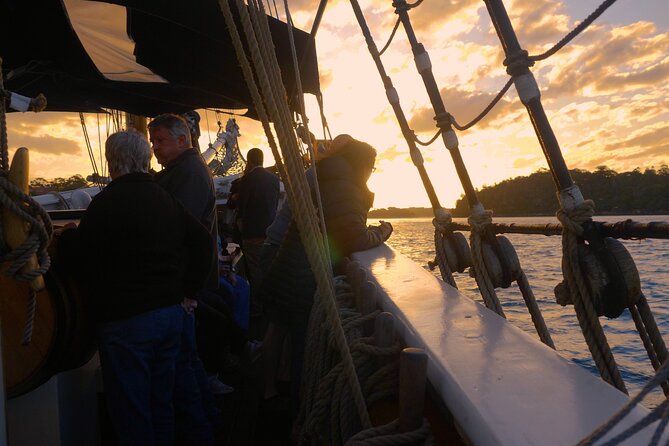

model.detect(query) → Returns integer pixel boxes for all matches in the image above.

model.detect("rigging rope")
[468,212,506,316]
[578,358,669,445]
[529,0,619,62]
[379,18,401,56]
[448,77,514,131]
[346,0,454,288]
[557,201,627,392]
[217,0,372,430]
[282,0,331,253]
[79,113,104,190]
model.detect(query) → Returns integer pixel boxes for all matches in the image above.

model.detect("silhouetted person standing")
[76,130,214,445]
[149,113,219,444]
[232,148,280,314]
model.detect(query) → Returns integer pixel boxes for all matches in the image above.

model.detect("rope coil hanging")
[0,58,53,345]
[300,263,434,445]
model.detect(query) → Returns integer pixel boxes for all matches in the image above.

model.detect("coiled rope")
[301,269,433,445]
[0,58,53,345]
[217,0,371,430]
[346,419,433,446]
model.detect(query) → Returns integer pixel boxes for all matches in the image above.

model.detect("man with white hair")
[76,130,215,444]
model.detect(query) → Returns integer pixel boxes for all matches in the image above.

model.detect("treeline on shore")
[29,174,90,194]
[369,166,669,218]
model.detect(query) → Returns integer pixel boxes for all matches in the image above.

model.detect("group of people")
[64,112,393,445]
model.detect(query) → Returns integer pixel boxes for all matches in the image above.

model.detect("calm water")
[377,215,669,408]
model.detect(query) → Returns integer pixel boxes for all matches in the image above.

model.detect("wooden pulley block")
[554,238,640,318]
[579,237,641,318]
[481,236,521,288]
[442,231,472,273]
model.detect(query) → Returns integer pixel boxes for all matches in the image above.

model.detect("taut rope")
[217,0,372,430]
[557,201,626,391]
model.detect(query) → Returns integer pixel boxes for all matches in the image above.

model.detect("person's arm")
[331,215,392,254]
[181,207,217,297]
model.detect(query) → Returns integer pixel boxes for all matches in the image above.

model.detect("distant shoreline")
[368,207,669,219]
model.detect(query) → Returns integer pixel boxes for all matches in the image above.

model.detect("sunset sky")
[5,0,668,209]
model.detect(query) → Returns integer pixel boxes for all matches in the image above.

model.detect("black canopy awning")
[0,0,320,118]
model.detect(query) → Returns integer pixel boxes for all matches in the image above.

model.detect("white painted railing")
[353,244,665,446]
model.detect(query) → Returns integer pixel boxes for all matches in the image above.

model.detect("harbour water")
[379,215,669,408]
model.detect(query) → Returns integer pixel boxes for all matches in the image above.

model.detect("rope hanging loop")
[554,235,641,318]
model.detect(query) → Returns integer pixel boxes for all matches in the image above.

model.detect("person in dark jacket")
[260,137,392,411]
[229,147,280,313]
[149,113,220,444]
[76,130,215,445]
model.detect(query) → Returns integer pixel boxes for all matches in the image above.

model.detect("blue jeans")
[98,304,183,446]
[174,310,217,445]
[217,274,250,330]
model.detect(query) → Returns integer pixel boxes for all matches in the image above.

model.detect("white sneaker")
[208,375,234,395]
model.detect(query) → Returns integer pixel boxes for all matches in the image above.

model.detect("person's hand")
[378,220,393,241]
[219,255,232,274]
[181,297,198,314]
[219,255,237,285]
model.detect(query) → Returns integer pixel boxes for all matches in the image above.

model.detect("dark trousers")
[99,304,183,446]
[174,311,217,445]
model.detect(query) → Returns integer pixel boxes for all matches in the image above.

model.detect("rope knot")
[431,211,452,233]
[556,200,595,236]
[433,111,453,130]
[391,0,410,14]
[467,210,493,233]
[503,49,534,76]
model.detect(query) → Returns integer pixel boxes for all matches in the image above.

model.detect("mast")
[482,0,583,208]
[125,113,148,137]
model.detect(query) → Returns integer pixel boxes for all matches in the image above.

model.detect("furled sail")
[0,0,320,118]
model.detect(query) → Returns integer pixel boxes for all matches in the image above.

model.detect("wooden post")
[346,260,362,283]
[374,312,395,349]
[375,311,395,367]
[356,281,377,315]
[368,312,397,425]
[399,348,428,433]
[125,113,147,137]
[349,267,367,297]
